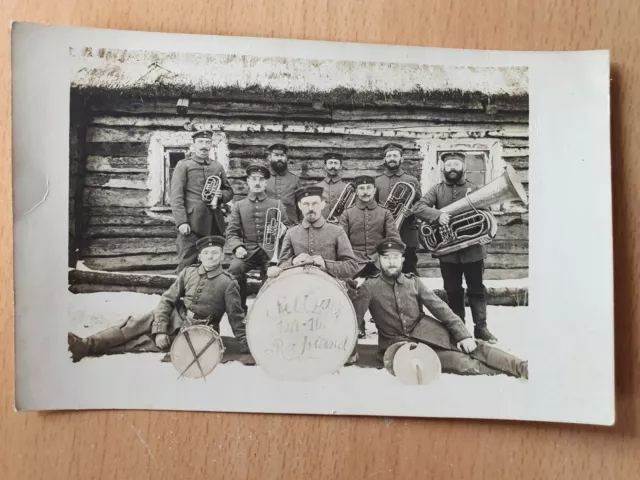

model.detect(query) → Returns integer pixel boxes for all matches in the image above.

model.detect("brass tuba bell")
[419,165,528,257]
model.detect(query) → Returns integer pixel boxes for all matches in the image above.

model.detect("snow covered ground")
[68,289,530,388]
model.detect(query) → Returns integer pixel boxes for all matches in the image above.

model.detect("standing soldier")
[316,152,348,219]
[339,175,401,279]
[375,143,422,275]
[226,165,289,313]
[67,236,249,362]
[171,129,234,273]
[412,152,497,343]
[265,143,302,225]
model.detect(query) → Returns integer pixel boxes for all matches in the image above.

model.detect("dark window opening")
[163,149,189,206]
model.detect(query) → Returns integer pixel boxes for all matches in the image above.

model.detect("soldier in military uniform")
[226,165,289,312]
[171,130,235,273]
[315,152,348,219]
[339,175,401,278]
[412,152,497,343]
[374,143,422,275]
[267,185,359,280]
[353,238,528,378]
[265,143,303,225]
[67,236,249,362]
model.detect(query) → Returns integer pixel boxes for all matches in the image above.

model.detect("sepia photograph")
[12,23,613,424]
[66,47,530,385]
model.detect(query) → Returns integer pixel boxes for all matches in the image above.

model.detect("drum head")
[170,325,223,379]
[391,342,441,385]
[247,265,358,381]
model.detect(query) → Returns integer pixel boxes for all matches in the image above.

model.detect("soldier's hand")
[214,190,223,198]
[311,255,326,269]
[235,247,248,259]
[266,266,281,278]
[457,337,477,354]
[293,253,312,266]
[178,223,191,235]
[155,334,171,350]
[438,213,451,226]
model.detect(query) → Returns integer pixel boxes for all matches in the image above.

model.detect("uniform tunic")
[353,272,471,351]
[170,155,234,236]
[266,169,303,224]
[412,179,486,264]
[339,199,401,263]
[374,168,422,248]
[279,216,358,279]
[316,174,349,219]
[150,264,247,347]
[225,192,289,257]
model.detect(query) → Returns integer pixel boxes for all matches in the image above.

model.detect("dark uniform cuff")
[151,323,169,335]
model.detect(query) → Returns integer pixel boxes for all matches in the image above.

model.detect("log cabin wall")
[70,92,529,280]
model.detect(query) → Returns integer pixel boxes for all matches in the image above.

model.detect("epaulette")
[363,273,381,281]
[404,272,417,279]
[222,271,235,281]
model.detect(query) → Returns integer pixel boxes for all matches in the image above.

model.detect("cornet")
[202,175,222,209]
[262,207,285,265]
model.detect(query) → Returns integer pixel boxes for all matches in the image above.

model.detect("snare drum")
[170,325,224,379]
[246,265,358,381]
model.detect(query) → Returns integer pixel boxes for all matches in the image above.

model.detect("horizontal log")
[226,131,421,149]
[495,224,528,240]
[428,287,529,307]
[418,267,528,280]
[494,212,529,226]
[82,254,178,271]
[91,115,323,128]
[504,156,528,170]
[85,142,149,157]
[498,137,529,148]
[69,269,175,288]
[83,187,151,208]
[82,237,177,256]
[228,145,423,160]
[418,253,528,269]
[86,225,176,238]
[84,173,149,190]
[332,109,528,124]
[87,215,172,227]
[86,127,157,143]
[86,156,148,173]
[69,284,167,295]
[486,240,528,254]
[502,146,529,157]
[85,206,167,216]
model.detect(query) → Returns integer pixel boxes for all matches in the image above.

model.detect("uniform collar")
[197,264,223,278]
[301,216,326,229]
[380,271,405,285]
[384,168,405,177]
[270,167,290,177]
[323,173,343,184]
[247,191,267,202]
[355,198,378,210]
[192,154,211,165]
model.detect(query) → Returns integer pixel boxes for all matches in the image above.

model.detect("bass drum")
[170,325,224,379]
[246,265,358,381]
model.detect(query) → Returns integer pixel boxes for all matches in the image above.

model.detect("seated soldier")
[67,236,249,362]
[226,164,289,313]
[352,238,528,378]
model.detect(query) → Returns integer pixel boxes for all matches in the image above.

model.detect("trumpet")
[383,181,417,229]
[327,182,356,223]
[262,207,285,264]
[202,175,222,209]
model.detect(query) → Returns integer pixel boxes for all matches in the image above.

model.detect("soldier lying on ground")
[68,236,249,362]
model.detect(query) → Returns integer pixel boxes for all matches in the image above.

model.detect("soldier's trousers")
[440,259,487,327]
[228,249,270,312]
[90,312,176,356]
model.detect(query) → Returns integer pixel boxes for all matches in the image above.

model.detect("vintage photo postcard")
[12,22,614,425]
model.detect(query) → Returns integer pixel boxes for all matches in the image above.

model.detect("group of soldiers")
[67,129,528,379]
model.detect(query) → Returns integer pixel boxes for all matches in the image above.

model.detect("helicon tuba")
[419,165,528,257]
[262,206,284,265]
[327,182,356,223]
[383,181,417,229]
[202,175,222,209]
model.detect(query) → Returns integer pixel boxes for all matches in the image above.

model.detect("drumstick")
[183,330,207,379]
[177,336,219,380]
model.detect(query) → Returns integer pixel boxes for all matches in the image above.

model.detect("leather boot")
[67,327,126,362]
[470,342,528,379]
[445,289,466,323]
[468,291,498,343]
